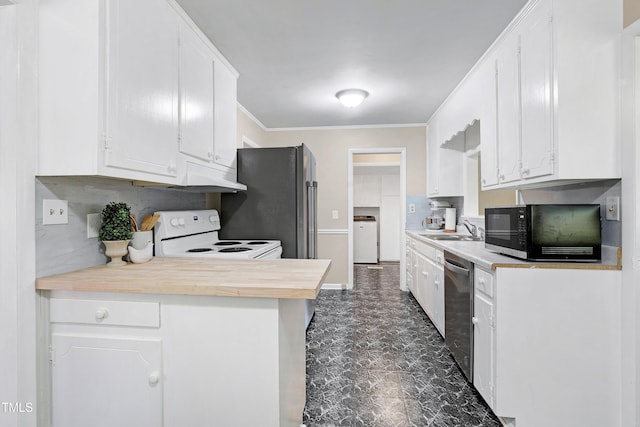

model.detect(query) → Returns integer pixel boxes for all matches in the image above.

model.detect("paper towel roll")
[445,208,457,231]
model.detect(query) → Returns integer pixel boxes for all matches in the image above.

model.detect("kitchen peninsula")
[36,257,331,427]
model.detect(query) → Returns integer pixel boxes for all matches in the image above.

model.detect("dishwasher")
[444,251,474,382]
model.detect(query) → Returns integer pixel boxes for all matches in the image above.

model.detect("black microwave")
[484,204,602,262]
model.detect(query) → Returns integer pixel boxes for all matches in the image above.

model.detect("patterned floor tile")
[303,263,500,427]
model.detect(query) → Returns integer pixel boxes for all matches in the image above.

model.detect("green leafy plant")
[99,202,133,241]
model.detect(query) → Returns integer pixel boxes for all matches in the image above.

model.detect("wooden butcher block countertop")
[36,257,332,299]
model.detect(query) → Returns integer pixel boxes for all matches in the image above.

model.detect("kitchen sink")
[420,234,483,242]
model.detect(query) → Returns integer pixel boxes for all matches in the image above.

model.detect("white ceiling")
[175,0,528,129]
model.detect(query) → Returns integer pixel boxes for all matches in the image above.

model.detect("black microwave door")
[484,208,526,257]
[529,204,602,261]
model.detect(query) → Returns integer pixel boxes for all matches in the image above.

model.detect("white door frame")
[347,148,407,290]
[0,3,38,427]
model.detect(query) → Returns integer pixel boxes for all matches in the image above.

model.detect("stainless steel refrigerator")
[220,144,318,327]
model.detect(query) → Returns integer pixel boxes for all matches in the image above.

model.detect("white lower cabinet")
[45,293,306,427]
[405,235,445,336]
[472,266,622,427]
[473,266,495,409]
[51,334,163,427]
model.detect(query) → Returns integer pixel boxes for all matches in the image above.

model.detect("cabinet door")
[105,0,179,177]
[380,174,400,196]
[353,174,381,207]
[495,33,521,185]
[179,23,215,162]
[473,292,495,409]
[213,62,238,168]
[51,334,162,427]
[479,57,499,188]
[415,253,430,313]
[380,195,400,261]
[433,265,445,335]
[427,122,440,196]
[519,2,554,180]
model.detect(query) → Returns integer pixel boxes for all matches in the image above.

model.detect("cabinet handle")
[95,308,109,321]
[499,174,505,181]
[472,317,479,325]
[479,278,486,287]
[482,178,486,185]
[148,371,161,386]
[522,168,530,175]
[434,280,439,287]
[421,270,428,277]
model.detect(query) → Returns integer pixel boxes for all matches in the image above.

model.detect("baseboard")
[321,283,346,290]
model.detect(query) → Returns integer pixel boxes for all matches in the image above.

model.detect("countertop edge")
[406,230,621,271]
[36,258,332,299]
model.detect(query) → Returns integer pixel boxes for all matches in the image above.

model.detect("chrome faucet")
[462,220,476,236]
[462,220,484,239]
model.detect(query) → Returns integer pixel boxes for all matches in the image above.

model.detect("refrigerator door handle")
[307,181,318,259]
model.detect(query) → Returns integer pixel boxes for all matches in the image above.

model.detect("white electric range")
[154,210,282,259]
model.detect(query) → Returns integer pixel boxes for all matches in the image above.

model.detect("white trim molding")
[321,283,347,290]
[267,122,427,132]
[317,229,348,235]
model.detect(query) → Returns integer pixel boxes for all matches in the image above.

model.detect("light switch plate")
[332,210,339,219]
[605,196,620,221]
[87,213,101,238]
[43,199,68,225]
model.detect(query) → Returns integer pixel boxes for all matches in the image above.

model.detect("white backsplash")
[36,176,206,277]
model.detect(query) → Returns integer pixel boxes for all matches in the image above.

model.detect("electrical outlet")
[87,213,101,238]
[332,210,339,220]
[605,196,620,221]
[409,203,416,214]
[43,199,68,225]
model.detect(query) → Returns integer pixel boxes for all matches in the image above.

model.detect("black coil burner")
[186,248,213,253]
[214,241,242,246]
[247,241,269,245]
[218,247,251,253]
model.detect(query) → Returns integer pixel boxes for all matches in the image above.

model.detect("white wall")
[0,2,38,426]
[621,21,640,427]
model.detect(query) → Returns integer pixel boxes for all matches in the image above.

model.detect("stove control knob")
[170,218,179,227]
[178,218,186,226]
[209,215,216,223]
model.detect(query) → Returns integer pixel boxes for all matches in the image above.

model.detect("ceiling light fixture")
[336,89,369,108]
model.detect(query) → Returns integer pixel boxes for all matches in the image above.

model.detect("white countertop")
[406,230,621,271]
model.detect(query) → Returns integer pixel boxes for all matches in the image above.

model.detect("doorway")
[347,148,407,290]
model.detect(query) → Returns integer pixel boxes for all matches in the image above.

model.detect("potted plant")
[99,202,133,267]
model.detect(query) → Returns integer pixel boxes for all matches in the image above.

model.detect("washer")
[354,215,377,264]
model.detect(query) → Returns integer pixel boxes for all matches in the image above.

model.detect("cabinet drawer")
[50,299,160,328]
[414,241,436,260]
[474,267,494,298]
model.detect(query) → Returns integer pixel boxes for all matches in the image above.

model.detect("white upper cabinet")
[487,0,620,189]
[213,62,239,168]
[495,32,521,185]
[518,2,554,180]
[492,0,554,187]
[39,0,241,187]
[105,0,180,178]
[426,122,464,197]
[430,0,621,192]
[179,22,215,163]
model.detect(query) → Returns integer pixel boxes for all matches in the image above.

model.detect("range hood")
[179,162,247,191]
[133,162,247,192]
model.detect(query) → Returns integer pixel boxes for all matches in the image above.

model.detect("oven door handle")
[444,260,470,276]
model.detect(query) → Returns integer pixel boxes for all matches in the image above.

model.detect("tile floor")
[303,263,501,427]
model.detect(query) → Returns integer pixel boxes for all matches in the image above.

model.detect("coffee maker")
[423,201,450,230]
